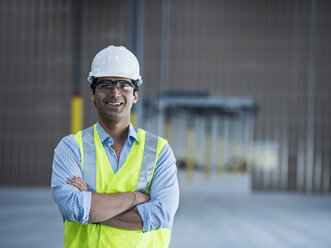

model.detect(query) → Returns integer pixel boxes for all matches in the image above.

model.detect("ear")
[89,89,95,102]
[133,91,139,104]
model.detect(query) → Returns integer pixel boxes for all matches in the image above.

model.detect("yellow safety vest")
[64,124,171,248]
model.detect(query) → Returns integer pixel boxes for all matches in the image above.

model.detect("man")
[51,45,179,248]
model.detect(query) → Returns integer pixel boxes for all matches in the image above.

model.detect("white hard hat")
[87,45,142,85]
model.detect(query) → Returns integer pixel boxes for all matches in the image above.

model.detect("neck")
[98,117,130,144]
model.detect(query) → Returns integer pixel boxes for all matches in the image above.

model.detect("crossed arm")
[51,135,179,232]
[67,177,150,230]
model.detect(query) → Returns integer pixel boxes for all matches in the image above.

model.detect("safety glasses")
[95,80,135,93]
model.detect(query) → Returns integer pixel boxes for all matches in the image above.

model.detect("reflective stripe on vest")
[81,126,158,193]
[82,126,96,192]
[136,132,158,192]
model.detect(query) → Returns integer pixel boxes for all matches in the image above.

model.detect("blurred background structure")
[1,1,331,247]
[1,0,330,193]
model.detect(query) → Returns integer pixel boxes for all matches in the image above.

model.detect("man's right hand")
[67,176,88,191]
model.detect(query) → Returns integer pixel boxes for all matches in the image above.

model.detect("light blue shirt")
[51,122,179,232]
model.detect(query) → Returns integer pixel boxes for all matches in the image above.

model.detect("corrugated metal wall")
[0,0,129,185]
[0,0,330,192]
[0,0,73,185]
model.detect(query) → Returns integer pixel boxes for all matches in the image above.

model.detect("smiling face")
[90,76,139,124]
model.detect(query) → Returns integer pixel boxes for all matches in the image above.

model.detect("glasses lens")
[96,81,112,90]
[116,81,134,92]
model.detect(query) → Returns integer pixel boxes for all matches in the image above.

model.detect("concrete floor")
[1,171,331,248]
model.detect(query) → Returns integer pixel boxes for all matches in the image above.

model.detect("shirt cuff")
[136,203,152,233]
[79,191,92,225]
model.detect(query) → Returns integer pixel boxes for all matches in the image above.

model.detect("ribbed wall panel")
[0,0,330,192]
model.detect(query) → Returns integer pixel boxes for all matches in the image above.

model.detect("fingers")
[73,177,88,191]
[136,192,151,204]
[67,177,88,191]
[145,194,151,202]
[67,176,88,191]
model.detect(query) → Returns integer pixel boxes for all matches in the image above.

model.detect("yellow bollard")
[185,128,195,181]
[70,94,83,134]
[164,121,172,144]
[217,139,224,175]
[131,112,137,127]
[204,134,211,179]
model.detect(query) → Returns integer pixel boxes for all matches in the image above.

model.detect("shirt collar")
[96,122,139,144]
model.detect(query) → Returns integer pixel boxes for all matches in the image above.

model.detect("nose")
[107,85,121,97]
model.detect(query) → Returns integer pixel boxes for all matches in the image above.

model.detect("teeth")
[107,102,121,106]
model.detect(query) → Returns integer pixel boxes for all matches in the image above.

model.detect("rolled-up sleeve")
[51,135,92,225]
[137,143,179,232]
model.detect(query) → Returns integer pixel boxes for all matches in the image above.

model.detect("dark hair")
[132,80,139,93]
[91,78,98,94]
[90,78,139,95]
